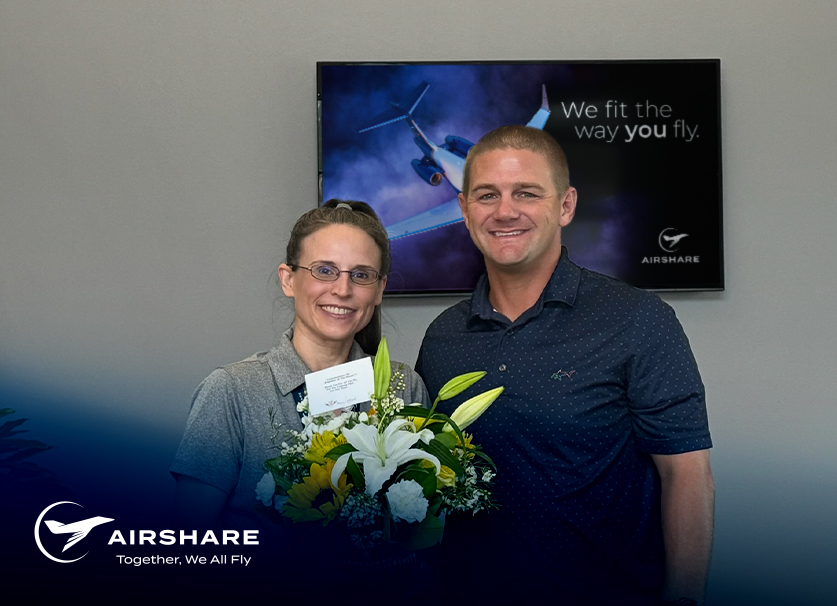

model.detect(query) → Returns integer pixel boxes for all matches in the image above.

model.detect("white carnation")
[255,472,275,506]
[386,479,428,523]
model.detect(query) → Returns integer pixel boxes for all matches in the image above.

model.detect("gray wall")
[1,1,835,603]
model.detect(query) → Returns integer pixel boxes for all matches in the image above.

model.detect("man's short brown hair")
[461,125,570,196]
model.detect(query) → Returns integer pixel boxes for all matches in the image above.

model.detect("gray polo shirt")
[171,328,430,543]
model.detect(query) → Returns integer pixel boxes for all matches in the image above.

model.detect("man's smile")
[489,229,528,237]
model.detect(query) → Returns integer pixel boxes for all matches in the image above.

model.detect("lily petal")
[330,453,351,488]
[383,420,424,456]
[331,451,371,488]
[361,457,400,496]
[392,449,441,475]
[334,416,443,496]
[342,423,380,453]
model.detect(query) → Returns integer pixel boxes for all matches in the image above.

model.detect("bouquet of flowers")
[255,337,502,553]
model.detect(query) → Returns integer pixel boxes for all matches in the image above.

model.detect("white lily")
[331,419,441,496]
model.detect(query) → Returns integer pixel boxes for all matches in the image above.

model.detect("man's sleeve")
[627,295,712,455]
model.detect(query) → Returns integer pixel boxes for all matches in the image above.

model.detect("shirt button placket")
[496,326,513,374]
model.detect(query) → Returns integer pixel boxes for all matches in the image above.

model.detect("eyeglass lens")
[305,264,379,285]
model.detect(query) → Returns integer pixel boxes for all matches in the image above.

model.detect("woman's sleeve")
[170,368,244,493]
[398,362,432,408]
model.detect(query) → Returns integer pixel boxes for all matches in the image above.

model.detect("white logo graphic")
[35,501,114,563]
[658,227,689,252]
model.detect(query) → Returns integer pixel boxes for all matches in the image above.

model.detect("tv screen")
[318,60,723,294]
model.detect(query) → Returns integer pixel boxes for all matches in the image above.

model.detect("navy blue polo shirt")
[416,248,711,604]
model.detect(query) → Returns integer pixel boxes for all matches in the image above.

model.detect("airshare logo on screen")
[35,501,259,564]
[642,228,701,264]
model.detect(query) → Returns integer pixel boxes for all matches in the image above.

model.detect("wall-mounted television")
[318,60,723,294]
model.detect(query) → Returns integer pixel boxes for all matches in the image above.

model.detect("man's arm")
[651,449,715,605]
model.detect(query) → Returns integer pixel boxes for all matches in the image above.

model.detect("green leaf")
[0,418,27,437]
[418,469,438,498]
[433,432,457,450]
[4,445,51,463]
[427,493,442,516]
[0,438,50,454]
[399,406,460,435]
[397,465,428,481]
[437,416,465,448]
[473,449,497,470]
[324,443,357,459]
[398,405,433,418]
[398,513,444,551]
[346,455,365,492]
[373,337,391,400]
[0,409,14,419]
[1,430,28,438]
[274,476,293,493]
[263,456,285,473]
[437,371,486,400]
[424,439,464,478]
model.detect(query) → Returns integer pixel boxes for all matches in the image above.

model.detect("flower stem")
[418,397,441,431]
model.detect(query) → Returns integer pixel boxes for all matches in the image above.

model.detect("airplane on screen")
[356,82,551,240]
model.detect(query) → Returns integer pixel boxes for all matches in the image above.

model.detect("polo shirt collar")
[542,247,580,307]
[468,246,580,324]
[267,327,368,396]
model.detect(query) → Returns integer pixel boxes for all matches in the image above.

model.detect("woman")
[171,199,430,542]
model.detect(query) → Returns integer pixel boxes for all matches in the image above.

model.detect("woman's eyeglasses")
[291,263,382,286]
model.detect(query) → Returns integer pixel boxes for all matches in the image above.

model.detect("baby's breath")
[439,462,497,515]
[372,366,407,424]
[340,492,382,528]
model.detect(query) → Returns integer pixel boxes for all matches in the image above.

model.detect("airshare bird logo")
[35,501,114,563]
[658,227,689,253]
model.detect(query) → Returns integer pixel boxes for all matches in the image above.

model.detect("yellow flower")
[408,416,440,432]
[304,431,347,465]
[283,460,351,525]
[456,432,476,459]
[314,458,352,500]
[421,460,456,489]
[436,465,456,489]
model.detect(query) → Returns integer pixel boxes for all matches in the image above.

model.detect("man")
[415,125,714,605]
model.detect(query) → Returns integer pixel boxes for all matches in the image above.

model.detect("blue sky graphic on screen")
[318,62,723,294]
